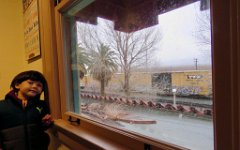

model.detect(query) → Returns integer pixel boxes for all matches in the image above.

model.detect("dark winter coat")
[0,91,50,150]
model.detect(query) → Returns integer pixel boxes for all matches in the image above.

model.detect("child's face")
[15,79,43,100]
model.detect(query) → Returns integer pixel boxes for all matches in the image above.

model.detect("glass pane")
[62,0,213,149]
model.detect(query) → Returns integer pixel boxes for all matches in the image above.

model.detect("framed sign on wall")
[23,0,41,60]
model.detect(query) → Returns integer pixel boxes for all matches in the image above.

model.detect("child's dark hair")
[10,70,48,94]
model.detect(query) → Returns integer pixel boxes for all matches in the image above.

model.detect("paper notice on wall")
[23,0,41,60]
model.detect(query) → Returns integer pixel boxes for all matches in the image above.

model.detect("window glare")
[63,0,213,149]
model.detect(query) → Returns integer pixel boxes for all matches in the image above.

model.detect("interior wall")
[0,0,42,99]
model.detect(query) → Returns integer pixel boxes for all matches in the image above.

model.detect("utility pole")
[194,58,198,70]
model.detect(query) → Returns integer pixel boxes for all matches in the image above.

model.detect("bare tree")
[77,18,161,96]
[195,8,211,56]
[102,21,161,96]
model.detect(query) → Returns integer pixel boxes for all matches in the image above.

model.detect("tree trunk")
[100,79,105,96]
[124,71,130,96]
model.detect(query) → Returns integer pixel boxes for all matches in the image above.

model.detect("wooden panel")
[47,0,240,150]
[38,0,61,118]
[63,112,188,150]
[54,119,133,150]
[211,0,240,149]
[74,0,198,32]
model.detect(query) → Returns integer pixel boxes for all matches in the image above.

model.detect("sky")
[152,1,211,67]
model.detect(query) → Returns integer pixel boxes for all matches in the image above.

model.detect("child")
[0,70,53,150]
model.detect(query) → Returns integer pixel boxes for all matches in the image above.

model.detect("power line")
[194,58,198,70]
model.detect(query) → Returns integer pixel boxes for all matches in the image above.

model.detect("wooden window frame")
[39,0,240,149]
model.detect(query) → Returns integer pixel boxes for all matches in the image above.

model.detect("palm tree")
[72,46,91,79]
[88,43,118,96]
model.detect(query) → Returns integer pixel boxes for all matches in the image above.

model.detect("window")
[58,0,213,149]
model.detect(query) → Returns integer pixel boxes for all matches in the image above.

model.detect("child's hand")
[42,114,53,127]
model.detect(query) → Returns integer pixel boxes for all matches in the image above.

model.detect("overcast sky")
[77,1,212,69]
[152,1,211,67]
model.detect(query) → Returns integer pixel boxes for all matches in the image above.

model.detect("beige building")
[172,70,212,96]
[81,70,212,97]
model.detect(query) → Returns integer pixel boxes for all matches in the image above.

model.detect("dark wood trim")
[211,0,240,149]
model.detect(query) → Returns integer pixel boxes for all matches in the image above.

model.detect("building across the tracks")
[81,70,212,98]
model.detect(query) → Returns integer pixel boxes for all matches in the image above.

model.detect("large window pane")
[62,0,213,149]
